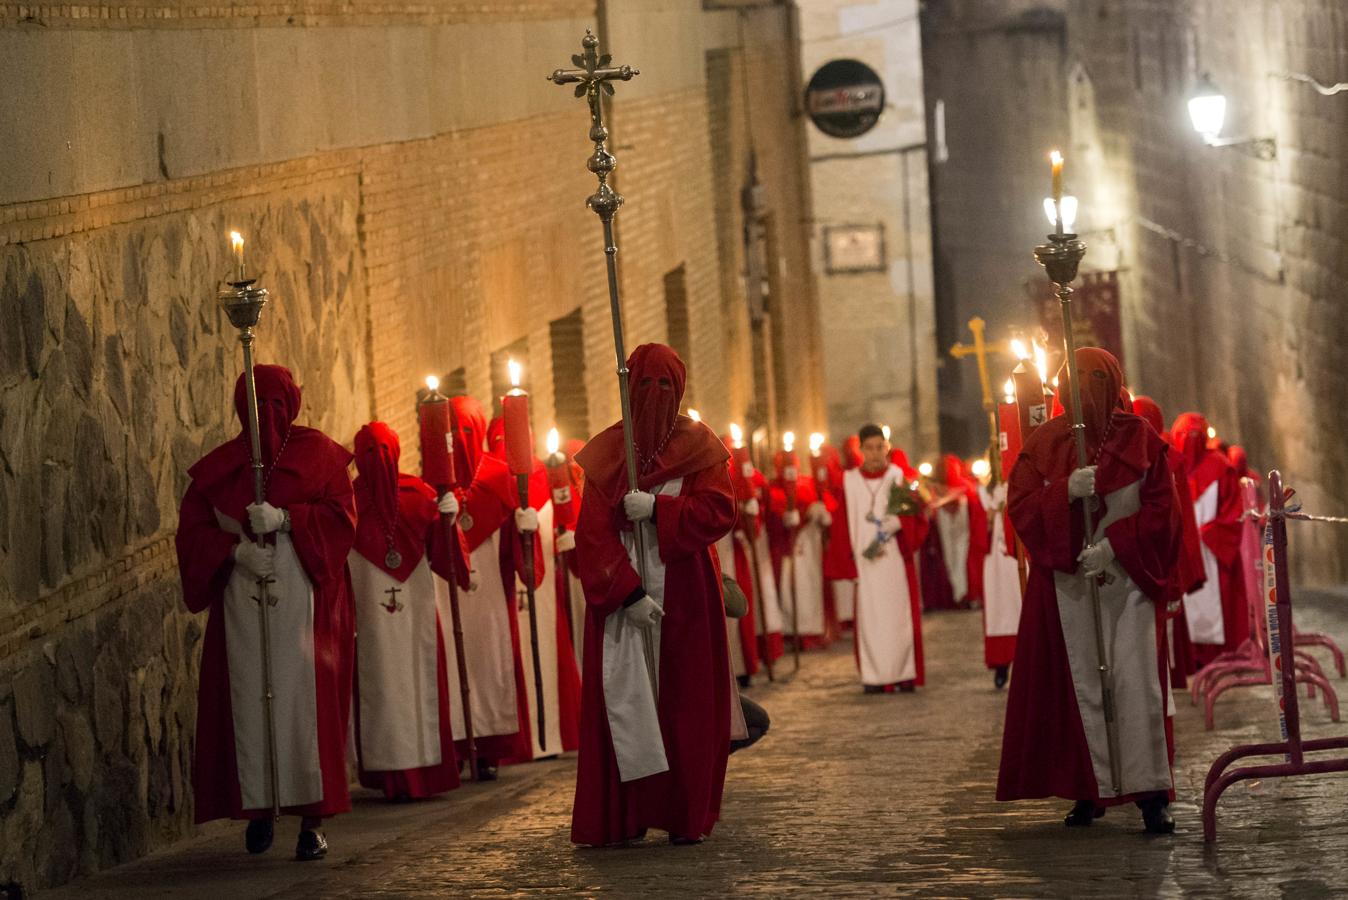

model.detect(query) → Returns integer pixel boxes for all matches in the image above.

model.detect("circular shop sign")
[805,59,885,139]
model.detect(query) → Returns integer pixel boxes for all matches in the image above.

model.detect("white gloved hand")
[438,493,460,520]
[624,594,664,629]
[1068,466,1098,500]
[623,491,656,523]
[234,542,276,579]
[820,510,834,529]
[879,514,902,538]
[807,501,827,523]
[742,498,760,517]
[515,507,539,533]
[555,530,577,553]
[783,509,802,529]
[1078,537,1115,578]
[247,502,286,535]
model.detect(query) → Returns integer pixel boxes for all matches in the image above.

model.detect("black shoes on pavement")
[1064,800,1105,827]
[245,818,274,854]
[993,666,1009,689]
[295,828,329,861]
[1139,797,1176,835]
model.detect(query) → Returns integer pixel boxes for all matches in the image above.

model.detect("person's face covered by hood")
[235,364,301,462]
[1056,348,1124,451]
[1170,411,1212,474]
[354,422,401,530]
[627,343,686,474]
[1132,395,1166,438]
[449,395,488,486]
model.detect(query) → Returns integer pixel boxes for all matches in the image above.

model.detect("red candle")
[1012,362,1048,443]
[418,376,455,490]
[502,359,532,476]
[544,428,577,529]
[998,399,1021,483]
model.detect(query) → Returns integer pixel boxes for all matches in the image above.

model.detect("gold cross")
[949,317,1003,483]
[547,30,639,222]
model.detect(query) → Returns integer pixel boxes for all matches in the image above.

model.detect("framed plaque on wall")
[823,224,886,274]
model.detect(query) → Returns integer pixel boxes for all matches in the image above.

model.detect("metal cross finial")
[547,30,640,222]
[250,576,278,608]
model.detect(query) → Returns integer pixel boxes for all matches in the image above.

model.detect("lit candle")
[918,462,933,478]
[881,424,891,442]
[502,358,532,477]
[998,382,1022,480]
[418,374,455,491]
[229,230,245,282]
[781,432,799,499]
[809,432,827,482]
[543,427,577,527]
[688,408,701,423]
[1049,151,1065,234]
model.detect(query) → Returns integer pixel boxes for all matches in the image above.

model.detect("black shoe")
[863,684,884,694]
[994,666,1009,689]
[736,674,751,689]
[1139,798,1175,835]
[1064,800,1105,827]
[294,829,328,861]
[476,759,499,782]
[245,818,274,854]
[669,834,705,846]
[897,681,916,693]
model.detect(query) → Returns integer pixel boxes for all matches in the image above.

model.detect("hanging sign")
[805,59,885,139]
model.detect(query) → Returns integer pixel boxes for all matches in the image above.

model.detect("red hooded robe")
[571,344,735,845]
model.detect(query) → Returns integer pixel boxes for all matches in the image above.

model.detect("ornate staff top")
[547,30,640,222]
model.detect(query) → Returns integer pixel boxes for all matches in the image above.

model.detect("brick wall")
[0,1,824,891]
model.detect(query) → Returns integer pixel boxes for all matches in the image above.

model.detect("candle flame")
[546,427,560,455]
[729,423,743,448]
[971,458,991,480]
[507,358,522,388]
[1033,341,1049,385]
[425,375,439,392]
[688,408,701,422]
[783,431,796,452]
[1010,338,1030,361]
[881,425,891,442]
[1050,150,1063,168]
[1051,375,1060,389]
[809,432,825,454]
[918,462,933,477]
[229,230,244,252]
[1207,426,1217,440]
[1003,378,1016,403]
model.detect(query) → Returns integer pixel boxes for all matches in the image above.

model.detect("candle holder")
[1033,231,1087,288]
[219,277,269,334]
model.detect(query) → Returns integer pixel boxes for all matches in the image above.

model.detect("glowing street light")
[1187,73,1277,160]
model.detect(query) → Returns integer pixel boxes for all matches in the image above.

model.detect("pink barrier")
[1189,478,1340,729]
[1203,471,1348,842]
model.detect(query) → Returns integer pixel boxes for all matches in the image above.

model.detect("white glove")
[1068,466,1098,500]
[556,530,576,553]
[807,501,827,522]
[624,594,664,629]
[783,509,801,528]
[623,491,656,523]
[742,498,760,517]
[234,542,275,579]
[879,515,902,538]
[438,493,460,520]
[515,507,539,533]
[819,510,834,529]
[247,501,286,535]
[1078,537,1115,578]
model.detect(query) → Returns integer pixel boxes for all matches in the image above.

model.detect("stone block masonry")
[0,2,826,892]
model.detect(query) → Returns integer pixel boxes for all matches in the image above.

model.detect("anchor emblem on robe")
[250,576,278,608]
[382,585,404,614]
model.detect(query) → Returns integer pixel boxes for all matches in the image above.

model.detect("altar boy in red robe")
[349,422,469,801]
[176,365,355,861]
[997,349,1180,835]
[571,343,735,847]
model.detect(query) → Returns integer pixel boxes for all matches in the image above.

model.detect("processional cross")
[381,585,404,614]
[949,316,1003,484]
[250,576,276,608]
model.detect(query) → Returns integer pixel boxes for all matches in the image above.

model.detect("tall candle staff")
[217,230,282,821]
[502,360,548,751]
[545,428,579,648]
[782,431,802,673]
[417,375,477,778]
[548,31,657,699]
[1033,151,1123,796]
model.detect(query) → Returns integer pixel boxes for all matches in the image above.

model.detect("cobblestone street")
[47,594,1348,899]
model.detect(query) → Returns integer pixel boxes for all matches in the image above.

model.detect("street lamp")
[1187,74,1277,160]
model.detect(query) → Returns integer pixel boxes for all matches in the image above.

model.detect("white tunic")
[215,511,322,811]
[979,484,1022,639]
[751,527,785,635]
[1184,481,1226,645]
[350,553,442,772]
[1053,478,1172,798]
[437,531,520,743]
[843,466,917,685]
[832,579,856,623]
[513,501,565,758]
[778,519,826,637]
[936,494,971,601]
[714,532,749,678]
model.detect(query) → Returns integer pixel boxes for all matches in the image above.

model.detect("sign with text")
[805,59,885,139]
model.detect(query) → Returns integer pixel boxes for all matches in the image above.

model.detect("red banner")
[1031,270,1123,360]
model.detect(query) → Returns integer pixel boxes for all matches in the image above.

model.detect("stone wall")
[0,1,824,892]
[0,172,370,890]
